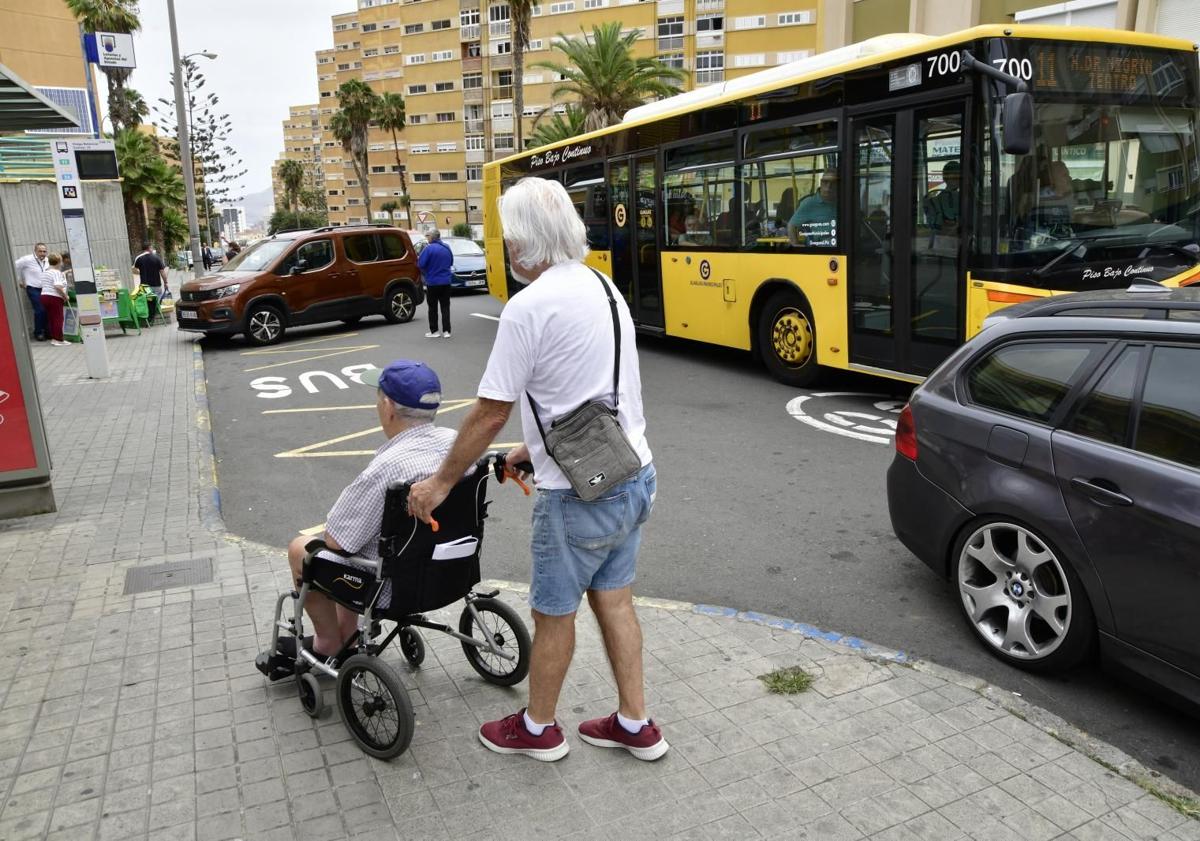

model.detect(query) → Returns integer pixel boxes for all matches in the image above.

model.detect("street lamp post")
[167,0,215,279]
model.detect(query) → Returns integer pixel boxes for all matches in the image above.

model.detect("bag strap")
[525,266,623,444]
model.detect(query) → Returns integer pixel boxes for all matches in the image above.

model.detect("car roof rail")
[1127,277,1170,294]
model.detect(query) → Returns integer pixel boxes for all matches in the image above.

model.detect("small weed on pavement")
[759,666,814,695]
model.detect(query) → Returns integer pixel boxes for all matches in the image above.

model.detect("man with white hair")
[275,359,454,665]
[408,177,664,762]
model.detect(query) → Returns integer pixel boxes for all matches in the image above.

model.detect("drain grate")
[123,557,213,595]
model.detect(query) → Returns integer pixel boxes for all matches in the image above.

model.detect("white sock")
[523,710,551,736]
[617,712,648,734]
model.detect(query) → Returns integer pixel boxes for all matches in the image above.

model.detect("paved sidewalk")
[0,324,1197,841]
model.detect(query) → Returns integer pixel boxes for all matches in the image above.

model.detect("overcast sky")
[108,0,354,201]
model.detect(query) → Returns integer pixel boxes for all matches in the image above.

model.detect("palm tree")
[114,129,157,249]
[331,79,380,220]
[64,0,141,133]
[110,86,149,134]
[510,0,538,150]
[144,159,185,254]
[374,92,409,205]
[532,22,687,132]
[530,104,588,146]
[278,159,306,213]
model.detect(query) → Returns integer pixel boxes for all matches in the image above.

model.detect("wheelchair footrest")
[256,649,299,682]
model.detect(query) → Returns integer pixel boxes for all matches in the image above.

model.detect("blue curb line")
[697,604,909,664]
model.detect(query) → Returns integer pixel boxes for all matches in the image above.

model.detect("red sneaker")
[578,713,669,760]
[478,709,569,762]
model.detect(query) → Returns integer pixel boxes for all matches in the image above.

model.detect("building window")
[409,114,428,124]
[432,50,454,61]
[462,72,483,89]
[777,10,814,25]
[466,41,483,57]
[491,101,513,119]
[437,141,457,152]
[733,53,765,67]
[408,84,427,94]
[494,133,514,150]
[466,165,482,180]
[439,171,459,181]
[361,22,377,31]
[657,16,683,51]
[370,165,387,173]
[496,69,513,87]
[363,48,378,57]
[659,52,684,70]
[465,135,485,151]
[436,111,456,122]
[410,143,430,153]
[492,40,512,55]
[337,63,350,71]
[384,44,399,54]
[775,50,812,63]
[406,54,426,64]
[584,0,606,7]
[435,81,455,92]
[413,173,432,182]
[528,38,543,50]
[550,0,574,11]
[695,50,724,84]
[696,14,723,31]
[432,18,452,29]
[405,22,424,33]
[460,8,480,25]
[734,15,765,28]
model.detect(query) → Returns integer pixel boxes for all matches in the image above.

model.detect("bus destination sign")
[528,142,597,171]
[1032,46,1155,96]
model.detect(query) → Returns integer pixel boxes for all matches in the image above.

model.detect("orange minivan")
[176,225,424,346]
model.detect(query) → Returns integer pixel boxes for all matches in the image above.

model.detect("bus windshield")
[995,103,1200,260]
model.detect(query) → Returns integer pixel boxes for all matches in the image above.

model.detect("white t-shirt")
[40,269,67,299]
[477,260,652,490]
[14,254,46,290]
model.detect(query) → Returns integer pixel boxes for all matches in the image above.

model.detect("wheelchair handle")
[493,452,533,496]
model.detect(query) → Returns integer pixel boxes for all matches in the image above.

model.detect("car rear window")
[344,234,379,262]
[1135,345,1200,470]
[1064,346,1144,446]
[966,341,1105,423]
[378,233,408,260]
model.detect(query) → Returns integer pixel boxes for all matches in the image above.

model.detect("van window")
[281,239,334,273]
[344,234,379,262]
[378,233,409,260]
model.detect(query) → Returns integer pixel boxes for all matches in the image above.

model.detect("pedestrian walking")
[418,229,454,338]
[14,242,49,341]
[40,253,70,346]
[202,243,213,271]
[408,177,664,763]
[132,242,168,311]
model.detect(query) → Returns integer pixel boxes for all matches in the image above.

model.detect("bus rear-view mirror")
[1003,92,1033,155]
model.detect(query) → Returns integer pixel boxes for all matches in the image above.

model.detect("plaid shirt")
[325,422,457,560]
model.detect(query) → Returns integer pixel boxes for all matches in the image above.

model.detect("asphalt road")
[199,292,1200,793]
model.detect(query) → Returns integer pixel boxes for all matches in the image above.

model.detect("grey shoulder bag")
[526,268,642,501]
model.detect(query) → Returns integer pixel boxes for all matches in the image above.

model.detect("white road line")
[471,313,500,322]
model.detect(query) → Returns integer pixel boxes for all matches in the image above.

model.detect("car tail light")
[895,404,918,461]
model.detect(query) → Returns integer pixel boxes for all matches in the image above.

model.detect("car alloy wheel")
[956,522,1073,661]
[391,294,412,320]
[249,308,282,344]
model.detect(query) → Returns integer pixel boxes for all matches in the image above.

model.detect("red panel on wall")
[0,290,38,472]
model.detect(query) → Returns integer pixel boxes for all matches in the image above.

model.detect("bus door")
[608,154,664,327]
[848,102,966,376]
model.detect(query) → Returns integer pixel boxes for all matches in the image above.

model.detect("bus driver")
[788,170,838,246]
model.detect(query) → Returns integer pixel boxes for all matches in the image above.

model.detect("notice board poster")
[0,290,38,472]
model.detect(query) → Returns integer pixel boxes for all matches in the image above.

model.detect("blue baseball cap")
[361,360,442,410]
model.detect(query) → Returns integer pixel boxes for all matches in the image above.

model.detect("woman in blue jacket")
[418,229,455,337]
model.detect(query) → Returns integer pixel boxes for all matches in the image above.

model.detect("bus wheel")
[759,290,819,387]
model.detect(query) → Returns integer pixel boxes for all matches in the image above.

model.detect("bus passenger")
[924,160,961,234]
[788,171,838,246]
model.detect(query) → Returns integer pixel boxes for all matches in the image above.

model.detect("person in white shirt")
[40,253,71,346]
[14,242,49,341]
[408,177,666,763]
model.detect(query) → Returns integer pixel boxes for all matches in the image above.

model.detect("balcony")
[489,53,512,70]
[466,148,485,163]
[657,0,683,12]
[461,24,480,40]
[464,118,484,132]
[467,182,484,197]
[491,116,513,133]
[467,210,483,224]
[460,0,479,9]
[461,56,482,73]
[463,87,484,104]
[695,30,724,48]
[491,84,513,99]
[489,20,511,37]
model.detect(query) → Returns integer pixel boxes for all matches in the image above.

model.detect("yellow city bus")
[484,25,1200,385]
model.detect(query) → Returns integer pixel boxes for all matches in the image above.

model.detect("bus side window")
[564,162,608,251]
[663,133,737,248]
[742,119,839,249]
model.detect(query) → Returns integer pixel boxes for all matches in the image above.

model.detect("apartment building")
[287,0,1195,236]
[270,103,325,210]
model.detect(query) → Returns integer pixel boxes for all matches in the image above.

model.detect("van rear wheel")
[384,285,415,324]
[245,303,286,346]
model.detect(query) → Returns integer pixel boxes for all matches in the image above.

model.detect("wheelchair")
[255,452,533,760]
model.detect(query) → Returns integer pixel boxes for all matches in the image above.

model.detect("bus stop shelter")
[0,62,81,518]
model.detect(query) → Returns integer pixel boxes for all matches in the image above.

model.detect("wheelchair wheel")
[399,627,425,668]
[335,654,414,760]
[458,597,531,687]
[297,672,323,718]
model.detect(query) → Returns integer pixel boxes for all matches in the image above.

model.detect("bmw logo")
[1011,582,1025,596]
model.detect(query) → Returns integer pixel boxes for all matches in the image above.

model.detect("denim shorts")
[529,463,656,616]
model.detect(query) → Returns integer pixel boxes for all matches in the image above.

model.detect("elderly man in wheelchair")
[255,359,532,759]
